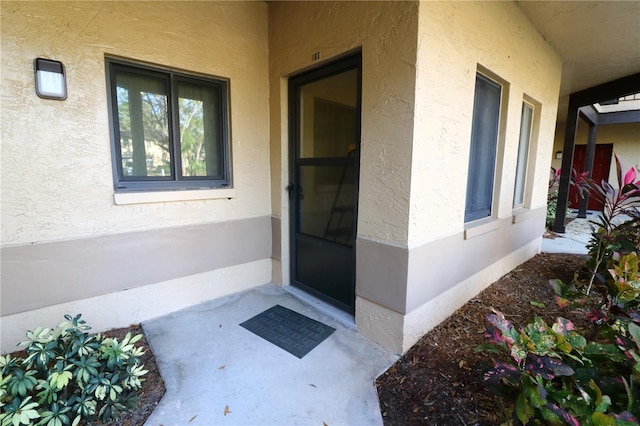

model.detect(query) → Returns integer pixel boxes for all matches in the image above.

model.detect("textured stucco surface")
[268,0,561,262]
[409,1,562,246]
[2,1,571,354]
[268,1,563,352]
[269,1,419,249]
[384,1,562,351]
[355,296,404,354]
[1,1,271,246]
[0,2,273,351]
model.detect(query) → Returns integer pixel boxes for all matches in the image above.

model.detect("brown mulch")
[375,253,598,426]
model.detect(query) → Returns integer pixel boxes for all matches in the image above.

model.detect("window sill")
[464,217,501,240]
[511,207,535,224]
[114,188,236,205]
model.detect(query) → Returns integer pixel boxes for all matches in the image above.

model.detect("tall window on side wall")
[513,101,534,208]
[465,73,502,222]
[106,58,231,192]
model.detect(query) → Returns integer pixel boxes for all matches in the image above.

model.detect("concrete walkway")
[142,213,600,426]
[541,213,595,255]
[143,285,398,426]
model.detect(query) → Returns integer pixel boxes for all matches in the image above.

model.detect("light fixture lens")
[34,58,67,100]
[36,70,65,97]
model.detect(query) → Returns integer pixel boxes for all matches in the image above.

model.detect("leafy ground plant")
[547,167,564,229]
[480,156,640,425]
[0,314,147,426]
[560,154,640,332]
[571,154,640,295]
[479,310,639,425]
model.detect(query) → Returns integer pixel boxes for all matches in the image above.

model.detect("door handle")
[286,183,295,199]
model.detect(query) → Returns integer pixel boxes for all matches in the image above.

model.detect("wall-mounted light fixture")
[34,58,67,100]
[555,151,563,160]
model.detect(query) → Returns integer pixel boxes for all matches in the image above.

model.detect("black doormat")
[240,305,336,358]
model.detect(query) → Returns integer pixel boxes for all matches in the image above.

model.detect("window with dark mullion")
[107,58,230,191]
[513,102,534,208]
[176,78,224,180]
[465,73,502,222]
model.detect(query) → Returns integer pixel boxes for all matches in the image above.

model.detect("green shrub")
[479,310,639,425]
[571,154,640,295]
[0,314,147,426]
[483,155,640,424]
[547,190,561,229]
[546,167,563,229]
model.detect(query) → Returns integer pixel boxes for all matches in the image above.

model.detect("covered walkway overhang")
[552,72,640,233]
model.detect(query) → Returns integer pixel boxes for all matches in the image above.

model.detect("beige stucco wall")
[268,1,562,353]
[269,0,562,253]
[551,122,640,183]
[390,1,562,352]
[1,2,272,351]
[2,0,568,354]
[409,1,562,246]
[1,1,270,246]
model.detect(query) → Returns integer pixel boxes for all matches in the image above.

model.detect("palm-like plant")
[571,154,640,295]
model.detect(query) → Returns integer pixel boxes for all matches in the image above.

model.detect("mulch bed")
[375,253,597,425]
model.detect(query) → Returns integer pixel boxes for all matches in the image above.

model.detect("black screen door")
[288,54,361,313]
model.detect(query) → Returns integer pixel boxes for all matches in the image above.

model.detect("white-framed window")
[465,72,502,222]
[106,57,231,192]
[513,101,534,208]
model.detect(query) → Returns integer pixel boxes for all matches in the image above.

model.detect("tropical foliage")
[571,155,640,295]
[0,314,147,426]
[480,154,640,425]
[547,167,563,229]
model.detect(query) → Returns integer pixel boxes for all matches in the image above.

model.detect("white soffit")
[517,1,640,97]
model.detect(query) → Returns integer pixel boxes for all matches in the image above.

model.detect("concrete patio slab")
[142,284,398,426]
[143,210,611,425]
[541,213,596,255]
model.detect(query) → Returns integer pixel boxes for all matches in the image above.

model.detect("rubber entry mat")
[240,305,336,358]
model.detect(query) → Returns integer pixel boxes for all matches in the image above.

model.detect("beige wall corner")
[272,259,284,287]
[1,259,271,354]
[401,238,541,353]
[356,236,541,354]
[355,296,405,354]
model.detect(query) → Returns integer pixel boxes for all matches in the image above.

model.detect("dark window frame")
[105,57,231,192]
[465,72,502,222]
[513,100,534,208]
